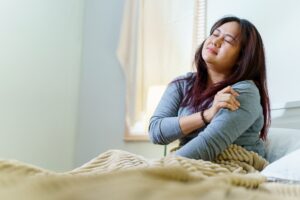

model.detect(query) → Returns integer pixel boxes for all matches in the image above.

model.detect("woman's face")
[202,21,241,76]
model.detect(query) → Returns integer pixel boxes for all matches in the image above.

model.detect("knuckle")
[221,102,227,107]
[216,103,222,109]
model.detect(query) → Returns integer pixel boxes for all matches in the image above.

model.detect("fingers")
[217,101,238,111]
[207,86,240,121]
[214,86,240,111]
[218,94,240,109]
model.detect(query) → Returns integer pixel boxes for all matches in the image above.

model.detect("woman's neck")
[207,70,228,86]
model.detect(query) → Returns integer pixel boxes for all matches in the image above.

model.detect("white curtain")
[117,0,143,129]
[117,0,200,134]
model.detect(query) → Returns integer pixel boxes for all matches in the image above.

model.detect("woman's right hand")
[204,86,240,123]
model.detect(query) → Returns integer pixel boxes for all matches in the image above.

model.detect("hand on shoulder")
[204,85,240,123]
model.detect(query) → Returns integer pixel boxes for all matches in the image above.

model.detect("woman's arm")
[178,112,206,136]
[148,79,185,145]
[149,74,241,145]
[175,81,262,161]
[179,86,240,135]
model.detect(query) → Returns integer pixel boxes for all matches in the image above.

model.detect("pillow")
[265,128,300,163]
[261,148,300,182]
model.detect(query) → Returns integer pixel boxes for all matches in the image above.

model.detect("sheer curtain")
[117,0,206,139]
[117,0,143,136]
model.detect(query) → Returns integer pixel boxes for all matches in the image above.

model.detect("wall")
[206,0,300,108]
[75,0,163,167]
[0,0,84,171]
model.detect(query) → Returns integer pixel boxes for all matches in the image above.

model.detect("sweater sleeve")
[175,81,262,161]
[148,78,186,145]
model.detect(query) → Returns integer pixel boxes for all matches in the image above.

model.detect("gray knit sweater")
[148,72,265,161]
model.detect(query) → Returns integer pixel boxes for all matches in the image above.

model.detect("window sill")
[124,133,150,142]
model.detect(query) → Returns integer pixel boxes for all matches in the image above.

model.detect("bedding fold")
[0,144,299,200]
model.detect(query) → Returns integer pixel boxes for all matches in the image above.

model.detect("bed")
[0,127,299,200]
[1,106,300,199]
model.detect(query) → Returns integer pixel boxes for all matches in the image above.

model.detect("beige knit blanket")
[0,144,299,200]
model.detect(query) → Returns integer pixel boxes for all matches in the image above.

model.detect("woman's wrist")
[200,110,209,126]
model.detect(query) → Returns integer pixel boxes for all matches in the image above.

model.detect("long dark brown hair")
[179,16,270,140]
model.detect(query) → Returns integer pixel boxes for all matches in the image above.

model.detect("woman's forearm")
[179,111,208,135]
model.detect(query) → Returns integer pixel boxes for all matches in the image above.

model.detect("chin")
[202,54,213,63]
[202,52,208,60]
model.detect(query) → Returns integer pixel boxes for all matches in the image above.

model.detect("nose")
[212,37,223,47]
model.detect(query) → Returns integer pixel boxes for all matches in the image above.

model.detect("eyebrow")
[215,28,237,41]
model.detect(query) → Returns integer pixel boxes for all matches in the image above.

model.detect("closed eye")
[212,28,237,45]
[224,37,234,44]
[212,29,220,37]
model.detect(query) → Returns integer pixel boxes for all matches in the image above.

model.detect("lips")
[206,47,218,55]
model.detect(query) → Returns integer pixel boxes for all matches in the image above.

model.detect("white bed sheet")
[262,127,300,181]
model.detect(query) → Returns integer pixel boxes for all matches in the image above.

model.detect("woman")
[148,16,270,161]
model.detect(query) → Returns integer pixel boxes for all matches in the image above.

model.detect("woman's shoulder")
[232,80,261,106]
[168,72,195,94]
[170,72,195,86]
[173,72,195,81]
[232,80,259,94]
[231,81,262,113]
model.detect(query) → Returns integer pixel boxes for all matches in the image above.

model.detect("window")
[117,0,207,141]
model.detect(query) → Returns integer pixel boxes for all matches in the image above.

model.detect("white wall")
[206,0,300,108]
[0,0,84,171]
[75,0,163,167]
